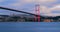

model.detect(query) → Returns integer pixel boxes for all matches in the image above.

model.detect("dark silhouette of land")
[0,14,60,22]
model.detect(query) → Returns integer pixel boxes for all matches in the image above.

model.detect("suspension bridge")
[0,4,40,22]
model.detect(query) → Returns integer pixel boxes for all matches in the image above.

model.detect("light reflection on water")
[0,22,60,32]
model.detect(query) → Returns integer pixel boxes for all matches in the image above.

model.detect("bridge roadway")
[0,7,40,16]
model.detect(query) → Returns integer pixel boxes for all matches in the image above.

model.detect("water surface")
[0,22,60,32]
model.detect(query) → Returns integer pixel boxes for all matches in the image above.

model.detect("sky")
[0,0,60,16]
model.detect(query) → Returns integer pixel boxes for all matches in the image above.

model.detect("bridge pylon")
[34,4,40,22]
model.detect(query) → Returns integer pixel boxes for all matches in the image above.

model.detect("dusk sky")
[0,0,60,16]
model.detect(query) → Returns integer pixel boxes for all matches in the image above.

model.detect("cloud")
[43,13,60,17]
[11,3,21,7]
[0,0,5,2]
[40,4,60,16]
[40,6,50,14]
[10,0,56,7]
[50,5,60,10]
[34,0,56,3]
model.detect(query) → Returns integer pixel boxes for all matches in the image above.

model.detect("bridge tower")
[35,4,40,22]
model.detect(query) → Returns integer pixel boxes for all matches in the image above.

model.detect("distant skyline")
[0,0,60,16]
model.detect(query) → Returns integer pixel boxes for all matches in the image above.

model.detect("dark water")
[0,22,60,32]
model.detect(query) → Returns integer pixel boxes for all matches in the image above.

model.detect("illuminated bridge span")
[0,7,40,16]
